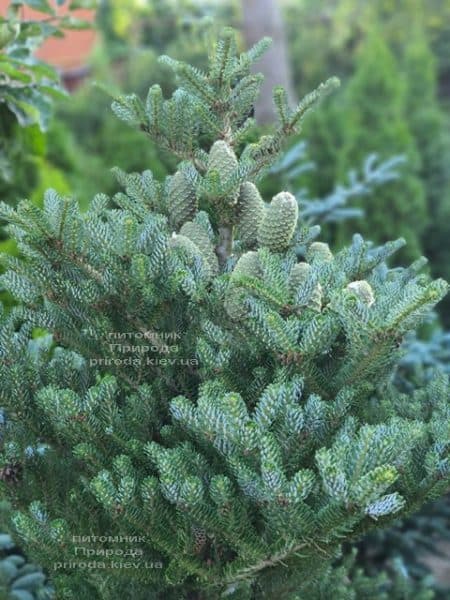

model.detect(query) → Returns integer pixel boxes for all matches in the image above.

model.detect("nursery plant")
[0,29,449,599]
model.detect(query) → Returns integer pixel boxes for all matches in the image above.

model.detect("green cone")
[237,182,266,247]
[168,171,197,228]
[289,261,322,311]
[225,251,261,319]
[257,191,298,252]
[206,140,239,204]
[169,233,201,258]
[306,241,333,263]
[346,280,375,307]
[180,221,218,276]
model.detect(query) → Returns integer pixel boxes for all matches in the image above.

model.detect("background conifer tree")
[0,28,449,599]
[402,26,450,326]
[332,34,427,262]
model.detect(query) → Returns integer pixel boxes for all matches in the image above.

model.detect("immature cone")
[306,242,333,263]
[231,251,261,280]
[180,221,218,276]
[257,191,298,252]
[168,171,197,228]
[169,233,200,257]
[289,262,310,293]
[237,182,266,247]
[206,140,239,204]
[225,251,261,320]
[289,262,322,311]
[346,280,375,307]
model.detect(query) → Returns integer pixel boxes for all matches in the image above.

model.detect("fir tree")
[0,29,449,599]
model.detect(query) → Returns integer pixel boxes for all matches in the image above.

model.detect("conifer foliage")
[0,29,449,599]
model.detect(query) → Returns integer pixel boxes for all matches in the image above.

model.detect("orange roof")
[0,0,97,71]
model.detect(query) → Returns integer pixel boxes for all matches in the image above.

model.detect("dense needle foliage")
[0,29,449,599]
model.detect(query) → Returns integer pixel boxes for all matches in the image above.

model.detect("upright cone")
[206,140,239,204]
[168,171,197,228]
[257,191,298,252]
[237,182,266,247]
[225,251,261,319]
[180,221,218,276]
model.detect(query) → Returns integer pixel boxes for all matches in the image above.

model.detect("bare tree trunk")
[241,0,296,124]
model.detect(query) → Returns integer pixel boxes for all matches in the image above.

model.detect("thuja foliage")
[0,29,449,599]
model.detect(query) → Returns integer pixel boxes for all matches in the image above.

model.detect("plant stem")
[216,225,234,267]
